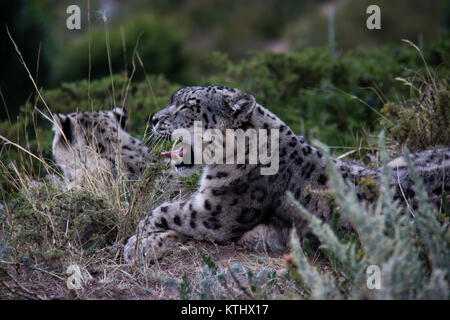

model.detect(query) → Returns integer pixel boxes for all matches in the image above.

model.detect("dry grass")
[0,120,304,300]
[0,116,305,300]
[1,192,304,300]
[380,40,449,155]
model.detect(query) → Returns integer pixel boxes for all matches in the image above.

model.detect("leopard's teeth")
[161,147,184,162]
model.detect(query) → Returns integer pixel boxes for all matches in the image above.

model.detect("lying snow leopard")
[52,107,156,186]
[124,86,449,263]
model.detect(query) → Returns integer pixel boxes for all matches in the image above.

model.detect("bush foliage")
[203,39,449,147]
[54,14,189,85]
[381,41,450,153]
[287,137,449,299]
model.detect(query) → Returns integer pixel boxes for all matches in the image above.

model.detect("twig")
[0,269,45,300]
[32,266,65,281]
[394,166,415,218]
[336,149,357,160]
[228,267,254,299]
[0,278,35,299]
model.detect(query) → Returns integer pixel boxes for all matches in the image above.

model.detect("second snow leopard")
[52,107,156,186]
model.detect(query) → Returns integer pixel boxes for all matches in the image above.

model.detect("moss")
[358,175,381,202]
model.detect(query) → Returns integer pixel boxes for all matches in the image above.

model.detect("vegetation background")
[0,0,448,299]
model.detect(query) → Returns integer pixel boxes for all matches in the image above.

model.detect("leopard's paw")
[123,230,186,264]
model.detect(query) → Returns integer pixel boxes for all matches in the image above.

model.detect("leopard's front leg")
[123,199,190,264]
[123,229,185,264]
[124,192,253,264]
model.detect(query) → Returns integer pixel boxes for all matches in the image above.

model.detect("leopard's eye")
[179,105,190,111]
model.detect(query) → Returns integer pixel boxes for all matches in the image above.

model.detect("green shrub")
[288,136,449,299]
[203,46,420,147]
[3,186,118,271]
[55,14,189,85]
[381,40,450,154]
[203,35,450,150]
[426,32,450,67]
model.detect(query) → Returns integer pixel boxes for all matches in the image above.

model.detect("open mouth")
[160,146,194,169]
[161,146,184,162]
[154,128,195,170]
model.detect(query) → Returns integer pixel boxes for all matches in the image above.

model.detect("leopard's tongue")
[161,147,184,160]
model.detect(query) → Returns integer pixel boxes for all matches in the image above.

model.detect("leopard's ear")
[113,107,128,129]
[53,113,73,145]
[226,92,256,124]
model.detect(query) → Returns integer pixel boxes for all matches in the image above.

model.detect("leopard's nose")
[151,114,159,127]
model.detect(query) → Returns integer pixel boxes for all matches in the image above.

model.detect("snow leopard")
[124,86,449,264]
[52,107,156,186]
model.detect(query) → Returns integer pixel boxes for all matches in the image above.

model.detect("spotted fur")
[52,107,155,186]
[124,86,449,263]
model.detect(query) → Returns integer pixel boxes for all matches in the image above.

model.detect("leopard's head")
[152,86,256,136]
[152,86,256,175]
[52,107,127,152]
[51,107,128,183]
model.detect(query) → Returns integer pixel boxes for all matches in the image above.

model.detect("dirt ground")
[0,240,306,300]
